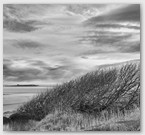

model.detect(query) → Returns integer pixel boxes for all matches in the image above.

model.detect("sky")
[3,4,140,85]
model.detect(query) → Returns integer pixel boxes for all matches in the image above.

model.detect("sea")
[3,86,53,112]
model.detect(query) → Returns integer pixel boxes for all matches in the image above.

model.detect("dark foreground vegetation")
[3,62,140,131]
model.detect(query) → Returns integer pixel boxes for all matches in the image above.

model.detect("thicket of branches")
[16,63,140,121]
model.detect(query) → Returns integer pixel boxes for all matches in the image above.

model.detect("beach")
[3,86,50,112]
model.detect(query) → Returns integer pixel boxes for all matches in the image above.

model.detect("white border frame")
[0,0,144,135]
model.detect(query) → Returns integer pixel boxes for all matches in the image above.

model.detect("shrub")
[16,63,140,121]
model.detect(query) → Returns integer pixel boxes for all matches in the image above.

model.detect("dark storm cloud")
[12,40,43,49]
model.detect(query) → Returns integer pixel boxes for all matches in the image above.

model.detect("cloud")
[3,19,37,32]
[79,4,140,55]
[78,29,140,53]
[4,64,41,81]
[119,43,140,53]
[3,4,140,84]
[65,4,126,20]
[3,4,42,32]
[11,40,44,49]
[80,50,114,56]
[91,23,140,30]
[3,58,86,84]
[3,4,83,33]
[84,4,140,25]
[79,33,132,45]
[3,58,65,82]
[65,4,105,18]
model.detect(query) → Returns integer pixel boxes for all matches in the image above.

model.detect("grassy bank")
[4,107,140,131]
[4,62,140,131]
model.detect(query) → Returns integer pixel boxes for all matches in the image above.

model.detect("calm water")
[3,86,52,112]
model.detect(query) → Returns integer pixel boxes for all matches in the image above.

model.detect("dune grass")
[4,62,140,131]
[32,107,140,131]
[4,107,140,131]
[3,120,37,131]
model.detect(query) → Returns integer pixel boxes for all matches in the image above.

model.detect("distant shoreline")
[4,85,55,87]
[4,84,39,87]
